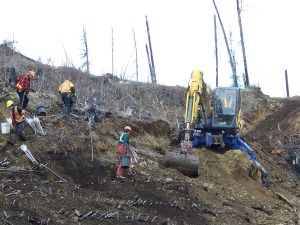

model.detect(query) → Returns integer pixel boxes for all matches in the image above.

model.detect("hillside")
[0,44,300,224]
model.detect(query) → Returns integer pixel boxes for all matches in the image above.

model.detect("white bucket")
[1,123,10,134]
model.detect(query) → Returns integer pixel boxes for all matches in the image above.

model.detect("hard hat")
[28,71,36,77]
[6,100,14,107]
[124,126,132,131]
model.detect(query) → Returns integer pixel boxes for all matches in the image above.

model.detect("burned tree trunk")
[132,28,139,82]
[7,67,17,87]
[237,0,249,87]
[146,44,153,81]
[214,14,219,87]
[212,0,238,87]
[285,69,289,98]
[111,28,114,76]
[81,25,90,75]
[145,15,157,84]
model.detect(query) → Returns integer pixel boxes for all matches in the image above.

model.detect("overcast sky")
[1,0,299,97]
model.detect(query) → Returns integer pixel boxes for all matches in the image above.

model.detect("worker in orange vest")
[58,80,76,115]
[6,100,27,145]
[16,71,36,110]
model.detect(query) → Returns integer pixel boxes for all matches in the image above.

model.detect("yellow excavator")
[165,70,268,178]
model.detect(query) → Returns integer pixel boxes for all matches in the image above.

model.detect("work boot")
[63,106,70,115]
[7,134,16,146]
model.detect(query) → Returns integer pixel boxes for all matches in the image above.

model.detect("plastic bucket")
[120,155,131,169]
[37,106,47,116]
[1,123,10,134]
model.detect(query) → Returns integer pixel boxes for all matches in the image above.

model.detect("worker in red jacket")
[116,126,133,179]
[6,100,27,146]
[16,71,36,110]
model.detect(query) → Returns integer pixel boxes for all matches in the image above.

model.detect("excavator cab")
[211,87,240,135]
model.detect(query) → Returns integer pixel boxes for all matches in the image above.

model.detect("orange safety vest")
[59,80,74,93]
[10,107,26,124]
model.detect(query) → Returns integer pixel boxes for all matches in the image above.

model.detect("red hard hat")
[124,126,132,131]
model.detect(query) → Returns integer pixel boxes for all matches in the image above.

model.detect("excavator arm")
[183,70,211,142]
[165,70,209,176]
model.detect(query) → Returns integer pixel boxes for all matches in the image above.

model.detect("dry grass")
[0,44,185,128]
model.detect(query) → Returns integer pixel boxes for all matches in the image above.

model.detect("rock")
[165,177,173,183]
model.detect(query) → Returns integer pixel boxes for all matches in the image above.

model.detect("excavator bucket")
[165,151,200,177]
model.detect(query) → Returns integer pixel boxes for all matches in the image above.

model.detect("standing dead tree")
[212,0,238,87]
[236,0,249,87]
[111,27,114,76]
[145,44,153,82]
[61,42,75,68]
[145,15,157,84]
[214,14,219,87]
[229,32,238,85]
[285,70,289,98]
[81,25,90,75]
[132,28,139,82]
